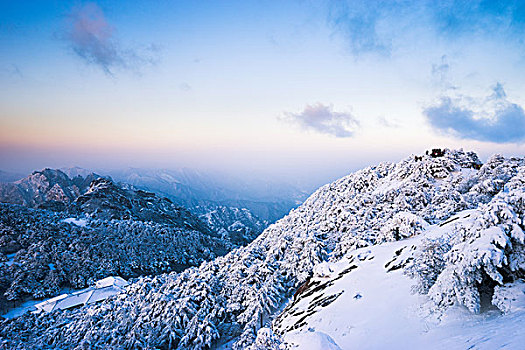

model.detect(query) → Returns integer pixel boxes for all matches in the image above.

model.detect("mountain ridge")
[1,149,523,349]
[0,169,269,243]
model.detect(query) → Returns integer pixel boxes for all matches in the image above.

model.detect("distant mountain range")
[0,168,98,210]
[92,167,308,223]
[1,165,310,247]
[0,166,308,224]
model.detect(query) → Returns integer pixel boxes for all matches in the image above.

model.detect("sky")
[1,0,525,188]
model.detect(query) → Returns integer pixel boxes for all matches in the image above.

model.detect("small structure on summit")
[33,276,128,314]
[426,148,445,158]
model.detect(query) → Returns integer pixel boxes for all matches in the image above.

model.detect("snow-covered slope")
[274,208,525,349]
[0,203,233,316]
[0,149,523,349]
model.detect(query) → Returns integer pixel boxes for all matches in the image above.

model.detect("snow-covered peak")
[0,168,99,209]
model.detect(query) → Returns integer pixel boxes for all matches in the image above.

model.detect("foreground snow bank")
[284,331,342,350]
[274,209,525,349]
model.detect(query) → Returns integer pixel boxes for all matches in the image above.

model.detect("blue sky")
[1,0,524,187]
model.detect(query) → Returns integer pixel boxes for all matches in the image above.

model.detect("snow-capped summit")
[0,168,99,210]
[1,149,523,350]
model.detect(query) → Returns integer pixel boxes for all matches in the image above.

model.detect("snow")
[87,286,123,304]
[275,211,525,349]
[2,149,523,350]
[284,331,342,350]
[276,237,426,349]
[33,276,128,314]
[95,276,128,289]
[62,217,88,227]
[1,286,80,319]
[34,294,69,313]
[3,278,128,319]
[312,262,334,278]
[423,306,525,349]
[49,290,93,311]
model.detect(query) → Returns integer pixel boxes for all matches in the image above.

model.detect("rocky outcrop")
[0,169,98,209]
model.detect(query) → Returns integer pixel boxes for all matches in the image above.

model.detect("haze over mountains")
[64,167,308,223]
[0,167,289,242]
[0,166,308,241]
[1,149,523,349]
[0,166,309,220]
[0,171,26,184]
[105,168,308,222]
